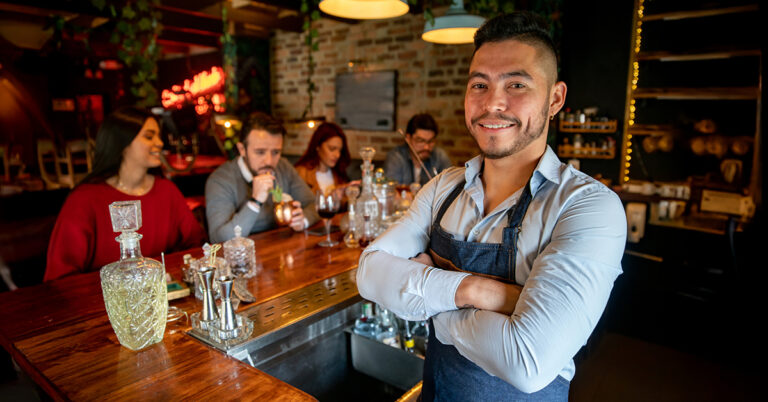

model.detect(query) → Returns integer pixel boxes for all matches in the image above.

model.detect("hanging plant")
[221,4,238,113]
[300,0,320,119]
[92,0,163,107]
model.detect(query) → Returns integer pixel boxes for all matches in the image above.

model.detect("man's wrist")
[249,197,263,207]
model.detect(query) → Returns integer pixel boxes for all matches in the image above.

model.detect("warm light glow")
[422,27,478,44]
[308,120,316,128]
[224,121,232,128]
[319,0,409,20]
[161,66,226,113]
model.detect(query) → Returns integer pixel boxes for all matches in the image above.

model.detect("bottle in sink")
[353,301,378,339]
[375,307,401,349]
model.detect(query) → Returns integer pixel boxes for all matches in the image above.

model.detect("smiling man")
[205,112,318,243]
[357,12,626,401]
[385,113,453,185]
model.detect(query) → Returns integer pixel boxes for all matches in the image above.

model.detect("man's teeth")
[480,123,513,129]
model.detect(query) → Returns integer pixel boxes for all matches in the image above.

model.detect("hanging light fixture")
[319,0,409,20]
[422,0,485,44]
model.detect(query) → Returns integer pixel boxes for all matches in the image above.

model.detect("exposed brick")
[439,89,462,96]
[437,58,457,67]
[395,34,414,42]
[357,39,373,46]
[398,50,417,60]
[375,37,393,44]
[428,69,444,77]
[427,80,447,88]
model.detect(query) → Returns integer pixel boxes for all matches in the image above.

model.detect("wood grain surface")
[0,221,362,401]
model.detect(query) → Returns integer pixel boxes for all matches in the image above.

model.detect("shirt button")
[473,229,479,235]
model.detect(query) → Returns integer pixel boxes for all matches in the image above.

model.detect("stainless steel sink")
[211,270,424,402]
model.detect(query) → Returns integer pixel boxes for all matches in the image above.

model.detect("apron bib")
[421,180,569,401]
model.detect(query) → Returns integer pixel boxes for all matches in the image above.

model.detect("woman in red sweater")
[44,107,206,281]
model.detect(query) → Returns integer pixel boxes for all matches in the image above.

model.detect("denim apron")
[421,180,570,402]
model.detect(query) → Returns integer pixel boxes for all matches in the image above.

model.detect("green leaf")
[310,10,320,21]
[136,0,149,12]
[310,28,318,38]
[300,1,308,13]
[302,20,310,31]
[138,17,152,31]
[91,0,106,10]
[122,5,136,19]
[312,42,319,51]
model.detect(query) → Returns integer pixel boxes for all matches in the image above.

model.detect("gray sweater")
[205,157,319,243]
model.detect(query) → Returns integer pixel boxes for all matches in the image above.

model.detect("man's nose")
[485,85,508,112]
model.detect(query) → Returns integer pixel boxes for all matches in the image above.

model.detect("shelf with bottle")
[557,133,616,160]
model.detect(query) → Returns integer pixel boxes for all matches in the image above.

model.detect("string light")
[624,0,644,182]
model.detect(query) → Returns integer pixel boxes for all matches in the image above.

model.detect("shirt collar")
[237,156,254,183]
[463,145,562,195]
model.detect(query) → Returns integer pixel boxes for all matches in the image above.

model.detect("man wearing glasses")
[385,113,453,186]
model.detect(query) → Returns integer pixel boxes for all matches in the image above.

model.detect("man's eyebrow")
[468,70,533,80]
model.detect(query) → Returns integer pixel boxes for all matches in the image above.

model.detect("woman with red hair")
[294,122,355,194]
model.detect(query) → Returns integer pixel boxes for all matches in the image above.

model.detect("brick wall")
[271,12,478,164]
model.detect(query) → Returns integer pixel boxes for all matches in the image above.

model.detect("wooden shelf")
[557,146,615,160]
[637,49,761,62]
[642,4,758,22]
[633,87,759,100]
[627,124,677,137]
[559,120,617,133]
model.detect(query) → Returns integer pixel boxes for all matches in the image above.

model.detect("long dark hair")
[294,122,350,182]
[82,106,158,184]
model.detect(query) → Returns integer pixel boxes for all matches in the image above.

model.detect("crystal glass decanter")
[354,147,381,247]
[100,201,167,351]
[223,225,257,278]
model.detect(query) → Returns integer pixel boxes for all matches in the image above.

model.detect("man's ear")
[236,141,246,158]
[549,81,567,118]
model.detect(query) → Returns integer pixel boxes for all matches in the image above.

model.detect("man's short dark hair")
[240,112,286,145]
[473,12,559,80]
[405,113,439,137]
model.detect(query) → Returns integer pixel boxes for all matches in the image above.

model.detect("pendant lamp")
[422,0,485,44]
[319,0,409,20]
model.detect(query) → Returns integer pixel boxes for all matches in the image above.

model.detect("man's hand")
[252,172,275,203]
[409,252,434,267]
[455,275,522,316]
[289,200,305,232]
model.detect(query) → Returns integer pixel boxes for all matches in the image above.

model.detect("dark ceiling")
[0,0,304,58]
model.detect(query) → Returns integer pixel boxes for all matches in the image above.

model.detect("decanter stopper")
[218,275,236,331]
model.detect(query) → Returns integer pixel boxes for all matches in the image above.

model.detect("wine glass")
[315,189,342,247]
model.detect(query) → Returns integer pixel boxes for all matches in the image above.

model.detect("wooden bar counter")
[0,224,362,401]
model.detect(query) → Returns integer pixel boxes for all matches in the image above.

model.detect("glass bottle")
[353,301,378,339]
[375,307,401,348]
[100,201,167,351]
[354,147,380,247]
[402,319,417,355]
[223,225,257,278]
[343,185,360,248]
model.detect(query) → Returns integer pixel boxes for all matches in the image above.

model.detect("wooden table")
[0,224,362,401]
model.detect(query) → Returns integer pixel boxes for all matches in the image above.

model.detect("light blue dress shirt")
[357,146,626,393]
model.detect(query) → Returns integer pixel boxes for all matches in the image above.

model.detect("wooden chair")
[37,139,67,189]
[0,144,9,183]
[64,139,93,186]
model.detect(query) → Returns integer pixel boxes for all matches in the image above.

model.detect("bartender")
[357,12,626,401]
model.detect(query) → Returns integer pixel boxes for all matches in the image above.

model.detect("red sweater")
[44,177,206,281]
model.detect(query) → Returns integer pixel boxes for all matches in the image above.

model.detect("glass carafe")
[100,201,167,351]
[354,147,381,247]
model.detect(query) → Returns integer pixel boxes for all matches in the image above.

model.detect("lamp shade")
[319,0,409,20]
[422,0,485,44]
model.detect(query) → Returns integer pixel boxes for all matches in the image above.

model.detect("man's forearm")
[455,275,522,315]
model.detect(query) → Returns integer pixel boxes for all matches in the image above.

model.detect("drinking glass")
[316,189,342,247]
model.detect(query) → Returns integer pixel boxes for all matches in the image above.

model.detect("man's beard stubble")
[470,100,550,160]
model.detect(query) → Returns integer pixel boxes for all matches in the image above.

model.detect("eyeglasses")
[411,137,436,146]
